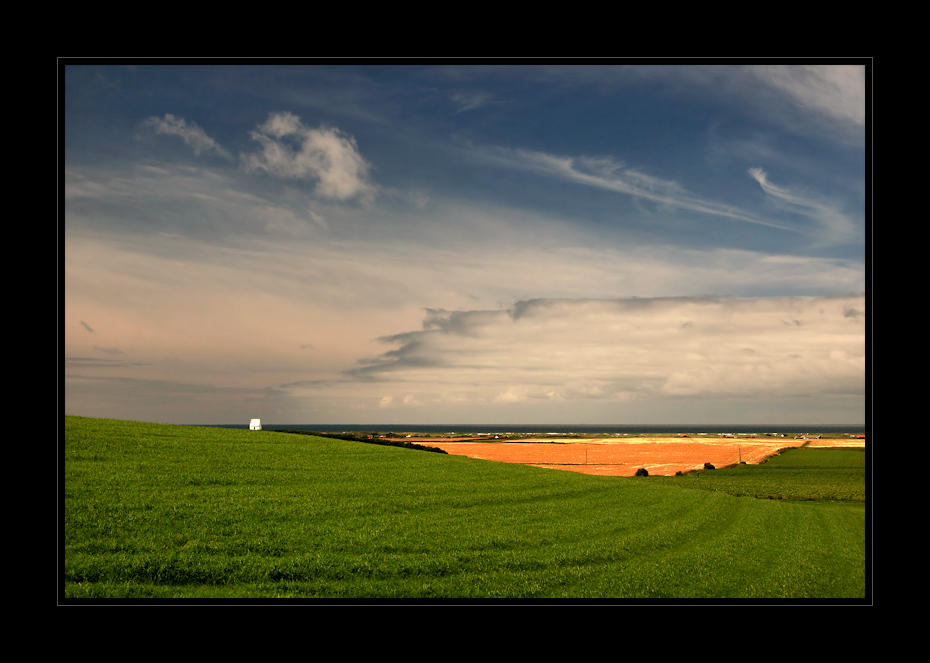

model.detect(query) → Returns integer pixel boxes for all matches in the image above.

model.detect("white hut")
[249,418,262,431]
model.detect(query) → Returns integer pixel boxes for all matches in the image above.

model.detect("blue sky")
[63,63,867,425]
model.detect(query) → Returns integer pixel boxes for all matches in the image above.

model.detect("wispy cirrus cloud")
[471,145,800,233]
[450,90,497,114]
[144,114,233,160]
[481,64,865,144]
[749,167,859,244]
[745,65,865,131]
[241,112,375,202]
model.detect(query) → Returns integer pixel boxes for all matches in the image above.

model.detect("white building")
[249,419,262,430]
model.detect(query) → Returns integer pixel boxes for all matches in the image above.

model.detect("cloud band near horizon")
[341,294,865,407]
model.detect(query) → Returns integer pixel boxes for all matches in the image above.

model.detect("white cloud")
[450,90,496,114]
[746,65,865,129]
[144,114,233,160]
[65,163,340,239]
[241,112,375,202]
[517,64,866,143]
[749,167,859,244]
[67,223,864,423]
[472,145,800,233]
[354,295,866,406]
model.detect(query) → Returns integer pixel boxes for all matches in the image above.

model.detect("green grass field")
[63,416,867,600]
[651,447,866,502]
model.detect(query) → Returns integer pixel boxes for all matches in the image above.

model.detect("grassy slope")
[63,416,866,599]
[650,447,866,502]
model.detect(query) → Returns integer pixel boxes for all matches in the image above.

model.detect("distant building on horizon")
[250,419,262,430]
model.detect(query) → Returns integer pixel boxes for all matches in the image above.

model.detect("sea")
[205,423,865,436]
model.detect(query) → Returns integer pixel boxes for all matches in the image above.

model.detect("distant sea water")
[205,423,865,436]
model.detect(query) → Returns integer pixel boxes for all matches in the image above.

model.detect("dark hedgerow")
[272,430,448,454]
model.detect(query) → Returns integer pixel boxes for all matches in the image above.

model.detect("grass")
[650,447,866,502]
[63,416,867,600]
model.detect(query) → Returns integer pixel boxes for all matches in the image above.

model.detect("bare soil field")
[424,437,818,477]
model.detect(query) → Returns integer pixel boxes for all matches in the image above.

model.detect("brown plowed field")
[423,437,814,476]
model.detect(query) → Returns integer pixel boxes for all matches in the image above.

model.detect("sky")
[62,62,868,426]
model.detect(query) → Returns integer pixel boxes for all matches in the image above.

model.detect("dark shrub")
[703,462,715,470]
[634,468,649,477]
